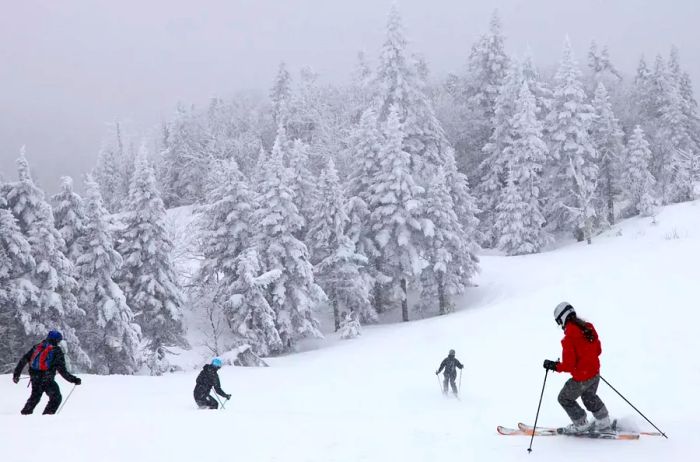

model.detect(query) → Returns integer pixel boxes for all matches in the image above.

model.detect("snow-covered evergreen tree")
[421,168,477,314]
[368,108,427,321]
[621,126,658,217]
[119,147,187,373]
[522,51,553,119]
[51,176,85,262]
[288,139,316,235]
[270,62,292,126]
[3,151,90,369]
[160,105,208,207]
[590,82,624,225]
[93,122,130,213]
[495,82,549,255]
[338,310,361,340]
[252,130,325,351]
[372,3,452,174]
[453,10,509,176]
[477,61,523,246]
[224,248,283,356]
[545,38,598,243]
[77,177,141,374]
[0,192,37,370]
[196,159,254,283]
[308,159,373,329]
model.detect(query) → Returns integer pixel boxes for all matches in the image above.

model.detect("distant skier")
[12,330,82,415]
[435,349,463,396]
[193,358,231,409]
[543,302,611,432]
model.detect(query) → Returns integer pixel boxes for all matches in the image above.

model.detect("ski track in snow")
[2,202,700,461]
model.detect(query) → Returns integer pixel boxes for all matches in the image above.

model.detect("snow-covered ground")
[3,201,699,461]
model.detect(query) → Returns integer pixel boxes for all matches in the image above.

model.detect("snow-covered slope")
[2,201,699,461]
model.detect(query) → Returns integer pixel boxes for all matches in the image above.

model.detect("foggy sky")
[2,0,699,192]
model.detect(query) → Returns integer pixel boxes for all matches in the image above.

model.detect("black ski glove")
[435,371,439,376]
[542,360,559,371]
[225,394,232,400]
[13,376,19,384]
[73,377,82,385]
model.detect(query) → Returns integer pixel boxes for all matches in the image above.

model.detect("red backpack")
[30,341,56,371]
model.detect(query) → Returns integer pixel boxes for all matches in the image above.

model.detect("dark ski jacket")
[13,339,80,384]
[437,356,463,378]
[194,365,228,399]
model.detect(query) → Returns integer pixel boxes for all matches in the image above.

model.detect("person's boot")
[593,416,612,431]
[558,417,591,434]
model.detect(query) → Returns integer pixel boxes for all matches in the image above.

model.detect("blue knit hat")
[211,358,223,368]
[47,330,63,342]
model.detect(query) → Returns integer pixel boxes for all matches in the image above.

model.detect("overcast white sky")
[2,0,699,191]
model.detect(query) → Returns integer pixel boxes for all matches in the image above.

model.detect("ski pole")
[214,394,227,410]
[57,384,77,415]
[436,374,443,394]
[527,369,549,454]
[599,375,668,439]
[458,369,463,393]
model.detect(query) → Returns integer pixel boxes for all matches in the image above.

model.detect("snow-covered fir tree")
[452,10,509,176]
[545,38,598,243]
[224,248,283,357]
[521,51,553,119]
[621,126,658,217]
[119,147,187,374]
[77,176,141,375]
[93,122,130,213]
[477,61,523,246]
[495,82,549,255]
[287,139,317,236]
[3,151,90,369]
[590,82,624,225]
[421,167,477,314]
[368,108,427,321]
[338,310,362,340]
[159,104,208,207]
[371,3,452,174]
[51,176,85,263]
[0,192,36,370]
[270,62,292,126]
[308,158,373,329]
[653,51,697,203]
[252,128,325,351]
[196,158,254,287]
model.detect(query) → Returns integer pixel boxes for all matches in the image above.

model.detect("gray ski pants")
[558,375,609,423]
[443,374,458,394]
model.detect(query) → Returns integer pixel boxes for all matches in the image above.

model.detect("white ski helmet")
[554,302,575,328]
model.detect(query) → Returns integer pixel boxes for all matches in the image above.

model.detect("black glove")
[225,394,231,400]
[542,359,559,371]
[13,376,19,384]
[73,377,82,385]
[435,371,439,376]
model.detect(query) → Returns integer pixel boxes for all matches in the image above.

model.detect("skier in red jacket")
[543,302,611,433]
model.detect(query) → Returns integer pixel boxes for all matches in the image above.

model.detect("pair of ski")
[498,422,662,440]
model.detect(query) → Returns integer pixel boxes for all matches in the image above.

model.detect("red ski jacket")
[555,321,601,382]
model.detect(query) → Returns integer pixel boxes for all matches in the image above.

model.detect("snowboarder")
[193,358,231,409]
[12,330,82,415]
[435,349,463,396]
[543,302,611,432]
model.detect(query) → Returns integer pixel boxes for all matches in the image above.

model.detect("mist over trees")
[2,5,699,374]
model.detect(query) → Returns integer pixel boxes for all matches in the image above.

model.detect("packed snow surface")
[3,201,699,461]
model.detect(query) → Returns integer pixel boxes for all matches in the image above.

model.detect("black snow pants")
[194,392,219,409]
[558,375,609,423]
[21,376,62,415]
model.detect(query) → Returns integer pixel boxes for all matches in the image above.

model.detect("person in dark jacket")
[194,358,231,409]
[543,302,611,433]
[435,349,463,396]
[12,330,82,415]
